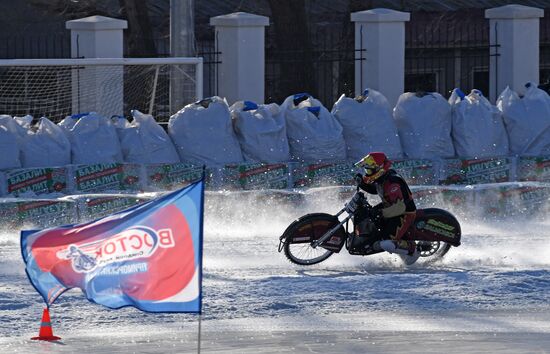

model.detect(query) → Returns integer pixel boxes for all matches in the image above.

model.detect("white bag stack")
[0,115,24,170]
[230,101,290,162]
[168,96,243,165]
[59,112,123,164]
[497,83,550,156]
[14,115,33,129]
[331,89,403,161]
[282,93,346,162]
[393,92,455,159]
[449,89,509,158]
[116,110,180,164]
[21,117,71,168]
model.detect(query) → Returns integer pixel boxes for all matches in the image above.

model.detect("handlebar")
[311,191,371,249]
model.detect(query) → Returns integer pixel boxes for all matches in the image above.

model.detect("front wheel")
[283,242,334,266]
[280,213,346,266]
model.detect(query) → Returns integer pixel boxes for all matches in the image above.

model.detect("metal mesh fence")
[405,10,492,97]
[0,61,200,122]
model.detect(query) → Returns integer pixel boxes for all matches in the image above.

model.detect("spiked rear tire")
[417,240,452,259]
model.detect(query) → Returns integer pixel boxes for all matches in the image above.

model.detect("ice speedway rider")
[349,152,421,265]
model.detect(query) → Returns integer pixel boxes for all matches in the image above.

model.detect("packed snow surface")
[0,187,549,353]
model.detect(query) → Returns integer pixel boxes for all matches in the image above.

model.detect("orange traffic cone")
[31,308,61,341]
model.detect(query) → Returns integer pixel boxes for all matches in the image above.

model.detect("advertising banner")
[393,159,437,185]
[66,194,153,223]
[17,199,76,227]
[473,183,550,218]
[0,199,18,228]
[440,157,513,185]
[6,167,69,197]
[517,156,550,182]
[0,199,76,228]
[222,163,291,190]
[145,163,205,191]
[411,186,443,208]
[0,172,5,196]
[73,164,142,193]
[292,162,356,188]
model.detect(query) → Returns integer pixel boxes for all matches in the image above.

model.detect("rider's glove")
[345,200,357,214]
[345,193,362,214]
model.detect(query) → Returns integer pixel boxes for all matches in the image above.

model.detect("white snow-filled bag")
[14,115,33,129]
[230,101,290,163]
[449,89,509,158]
[0,115,24,170]
[393,92,455,158]
[111,115,130,130]
[331,89,403,160]
[20,117,71,168]
[282,93,346,162]
[60,112,123,164]
[497,83,550,155]
[168,96,243,165]
[116,110,180,164]
[58,112,88,133]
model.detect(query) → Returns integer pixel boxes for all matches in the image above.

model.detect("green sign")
[440,158,512,185]
[7,167,68,196]
[223,163,290,190]
[146,163,204,191]
[74,163,141,193]
[517,156,550,182]
[393,159,436,185]
[292,162,356,188]
[74,195,151,222]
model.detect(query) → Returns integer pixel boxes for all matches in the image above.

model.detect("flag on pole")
[21,178,204,313]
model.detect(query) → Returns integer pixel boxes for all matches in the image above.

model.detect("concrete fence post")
[66,16,127,117]
[486,4,544,102]
[351,8,410,107]
[210,12,269,104]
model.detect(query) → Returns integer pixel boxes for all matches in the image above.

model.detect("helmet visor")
[364,166,379,176]
[355,155,380,176]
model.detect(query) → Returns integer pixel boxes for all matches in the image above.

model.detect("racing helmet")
[355,152,391,184]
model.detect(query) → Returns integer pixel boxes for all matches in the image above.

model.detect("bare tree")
[267,0,316,101]
[119,0,156,57]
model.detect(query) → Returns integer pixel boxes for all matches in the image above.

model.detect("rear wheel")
[281,213,345,266]
[417,240,451,259]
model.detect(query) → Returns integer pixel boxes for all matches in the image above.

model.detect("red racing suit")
[358,169,417,249]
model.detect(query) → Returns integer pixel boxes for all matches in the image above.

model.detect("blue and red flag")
[21,178,204,313]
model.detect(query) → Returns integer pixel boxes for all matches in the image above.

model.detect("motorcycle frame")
[310,207,352,249]
[311,187,367,249]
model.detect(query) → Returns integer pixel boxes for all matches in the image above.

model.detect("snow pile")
[282,93,346,162]
[497,83,550,156]
[115,110,179,164]
[394,92,455,159]
[168,96,243,165]
[59,112,123,164]
[230,101,290,162]
[332,89,403,160]
[449,89,509,158]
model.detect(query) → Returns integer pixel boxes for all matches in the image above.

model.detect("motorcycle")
[278,187,461,266]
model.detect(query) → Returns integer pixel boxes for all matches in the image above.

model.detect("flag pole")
[197,313,202,353]
[197,165,205,354]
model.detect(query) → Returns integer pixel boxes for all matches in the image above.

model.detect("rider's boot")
[401,241,420,265]
[379,240,420,265]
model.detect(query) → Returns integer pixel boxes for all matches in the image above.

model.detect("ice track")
[0,187,549,353]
